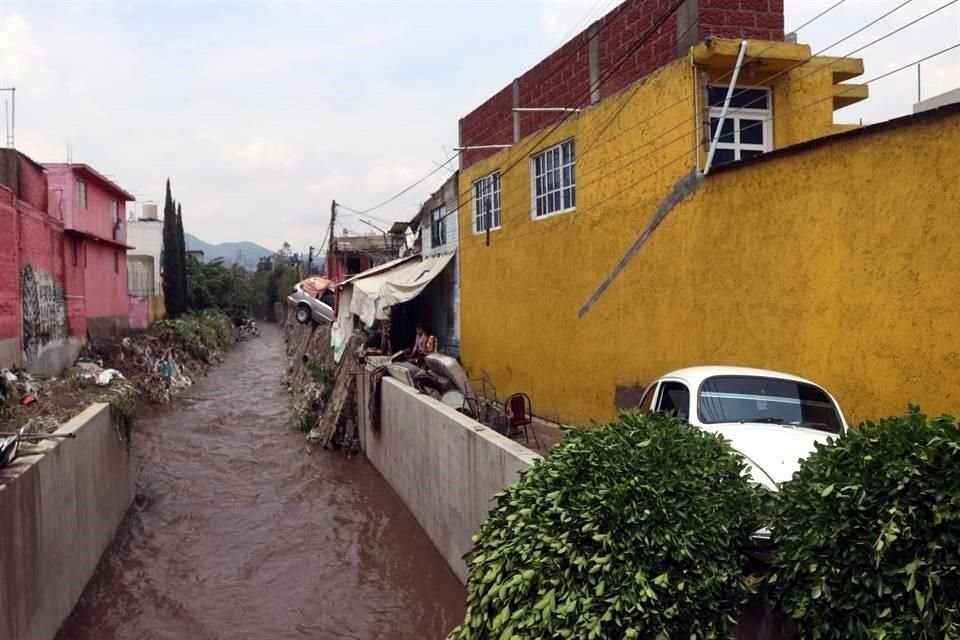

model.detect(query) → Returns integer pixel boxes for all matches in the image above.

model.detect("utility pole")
[307,245,315,276]
[327,200,337,278]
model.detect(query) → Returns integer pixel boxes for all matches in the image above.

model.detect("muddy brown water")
[57,324,465,639]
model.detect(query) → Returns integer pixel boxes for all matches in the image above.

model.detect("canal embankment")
[284,310,543,584]
[357,373,540,583]
[0,403,135,640]
[57,322,464,639]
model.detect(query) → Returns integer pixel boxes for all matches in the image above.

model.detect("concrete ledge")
[25,337,83,377]
[358,374,540,582]
[0,336,19,370]
[0,403,136,640]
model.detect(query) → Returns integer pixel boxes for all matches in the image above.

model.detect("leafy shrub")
[771,408,960,639]
[154,310,232,363]
[186,259,254,322]
[451,411,762,640]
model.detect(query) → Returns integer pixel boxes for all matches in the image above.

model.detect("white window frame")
[430,205,446,249]
[707,84,772,164]
[530,138,576,220]
[76,179,88,209]
[472,171,501,234]
[111,199,119,224]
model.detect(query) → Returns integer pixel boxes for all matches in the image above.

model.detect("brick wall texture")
[0,190,19,344]
[459,0,783,169]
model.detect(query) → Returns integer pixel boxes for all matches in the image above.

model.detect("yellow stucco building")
[456,38,960,426]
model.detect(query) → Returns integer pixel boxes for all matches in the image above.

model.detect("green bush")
[186,259,254,321]
[771,408,960,639]
[154,310,232,363]
[451,411,763,640]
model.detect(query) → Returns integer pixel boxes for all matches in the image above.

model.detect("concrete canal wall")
[0,403,136,640]
[357,374,540,583]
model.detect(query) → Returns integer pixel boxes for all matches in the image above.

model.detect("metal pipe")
[703,40,748,176]
[452,145,512,151]
[511,107,582,113]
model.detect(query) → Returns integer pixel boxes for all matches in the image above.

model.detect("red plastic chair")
[505,393,540,448]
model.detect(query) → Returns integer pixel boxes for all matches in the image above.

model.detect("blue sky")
[1,1,957,253]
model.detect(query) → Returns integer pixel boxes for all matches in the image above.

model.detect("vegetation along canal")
[57,324,465,639]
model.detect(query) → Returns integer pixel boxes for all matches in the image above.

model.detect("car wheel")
[295,305,311,324]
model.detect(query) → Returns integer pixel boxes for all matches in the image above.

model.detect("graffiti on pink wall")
[20,265,68,362]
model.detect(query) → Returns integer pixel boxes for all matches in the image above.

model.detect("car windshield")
[698,375,842,434]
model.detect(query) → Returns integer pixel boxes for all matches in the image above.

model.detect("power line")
[574,0,854,164]
[435,0,856,234]
[453,0,945,235]
[428,0,690,235]
[336,0,632,219]
[335,155,456,216]
[458,41,960,253]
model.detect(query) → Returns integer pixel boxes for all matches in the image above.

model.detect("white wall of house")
[419,173,461,356]
[126,219,163,296]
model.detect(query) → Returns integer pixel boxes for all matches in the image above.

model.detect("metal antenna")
[0,88,14,147]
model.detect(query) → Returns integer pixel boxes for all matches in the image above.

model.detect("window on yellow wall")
[707,85,772,166]
[473,171,501,233]
[531,139,575,219]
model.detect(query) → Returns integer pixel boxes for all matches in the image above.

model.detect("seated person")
[407,322,430,362]
[408,322,436,363]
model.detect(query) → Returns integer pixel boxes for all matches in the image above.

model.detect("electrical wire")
[457,41,960,253]
[429,0,691,234]
[435,0,856,233]
[452,0,947,235]
[578,0,853,161]
[335,0,633,219]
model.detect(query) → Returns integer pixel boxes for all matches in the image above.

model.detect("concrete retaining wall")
[357,374,540,582]
[0,403,136,640]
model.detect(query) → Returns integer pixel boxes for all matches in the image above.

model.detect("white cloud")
[0,13,52,93]
[220,139,301,172]
[539,0,605,46]
[0,0,956,251]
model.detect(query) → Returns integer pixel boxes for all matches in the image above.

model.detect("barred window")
[472,171,501,233]
[531,139,575,219]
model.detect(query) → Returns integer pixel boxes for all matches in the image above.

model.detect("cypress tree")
[176,203,188,313]
[161,179,180,315]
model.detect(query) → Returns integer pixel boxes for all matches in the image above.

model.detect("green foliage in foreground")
[186,258,253,321]
[772,408,960,639]
[451,411,762,640]
[154,309,232,363]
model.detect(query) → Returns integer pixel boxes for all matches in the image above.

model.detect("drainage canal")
[57,324,465,639]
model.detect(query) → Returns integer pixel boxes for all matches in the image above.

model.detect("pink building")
[44,163,135,339]
[0,149,75,374]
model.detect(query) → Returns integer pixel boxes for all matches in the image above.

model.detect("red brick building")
[0,150,134,375]
[0,150,74,374]
[458,0,784,169]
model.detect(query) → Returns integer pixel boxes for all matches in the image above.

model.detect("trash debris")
[97,369,124,386]
[21,394,37,406]
[236,318,261,342]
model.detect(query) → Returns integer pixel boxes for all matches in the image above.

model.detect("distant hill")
[185,233,273,271]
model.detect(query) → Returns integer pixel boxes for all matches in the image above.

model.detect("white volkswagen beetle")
[639,366,848,492]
